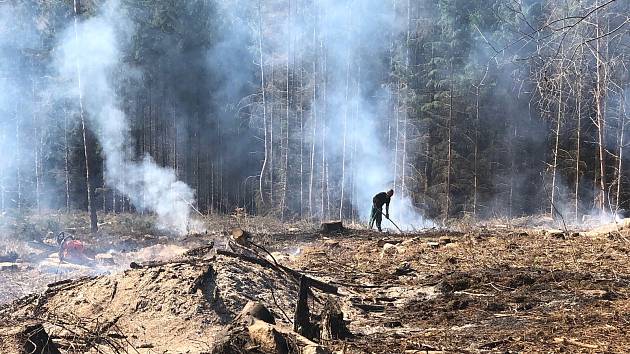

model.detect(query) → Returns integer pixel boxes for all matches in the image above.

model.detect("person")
[56,231,86,263]
[369,189,394,232]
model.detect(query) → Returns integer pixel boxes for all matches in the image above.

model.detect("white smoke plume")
[55,0,196,234]
[209,0,431,229]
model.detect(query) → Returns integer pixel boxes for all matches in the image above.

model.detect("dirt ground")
[1,214,629,353]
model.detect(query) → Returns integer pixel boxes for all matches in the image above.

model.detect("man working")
[369,189,394,232]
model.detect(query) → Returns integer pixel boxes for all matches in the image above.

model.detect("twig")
[553,337,598,349]
[268,284,292,324]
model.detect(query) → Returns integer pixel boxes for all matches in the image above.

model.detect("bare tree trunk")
[64,108,71,212]
[339,45,350,219]
[550,60,563,218]
[281,0,291,220]
[0,122,5,211]
[299,66,304,218]
[308,13,317,219]
[594,1,606,215]
[473,85,480,218]
[320,36,327,220]
[615,92,626,211]
[15,102,22,211]
[400,0,411,199]
[73,0,98,232]
[574,56,583,222]
[270,64,275,207]
[33,79,42,213]
[257,0,268,207]
[445,61,454,222]
[393,81,400,193]
[351,63,361,222]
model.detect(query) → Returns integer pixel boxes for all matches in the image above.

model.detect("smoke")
[54,0,197,234]
[207,0,430,228]
[314,0,430,228]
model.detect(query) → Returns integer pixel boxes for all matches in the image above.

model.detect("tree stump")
[320,221,343,234]
[293,276,311,337]
[231,227,249,245]
[320,299,351,341]
[236,301,276,325]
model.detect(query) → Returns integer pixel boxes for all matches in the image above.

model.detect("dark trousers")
[369,205,382,231]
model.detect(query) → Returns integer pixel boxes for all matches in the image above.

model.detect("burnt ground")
[0,214,629,353]
[278,226,630,353]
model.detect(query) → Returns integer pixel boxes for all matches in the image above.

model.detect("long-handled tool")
[380,210,404,234]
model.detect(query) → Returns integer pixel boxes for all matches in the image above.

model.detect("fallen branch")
[216,249,338,295]
[553,337,598,349]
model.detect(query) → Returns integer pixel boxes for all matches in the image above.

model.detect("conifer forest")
[2,1,630,353]
[0,0,627,229]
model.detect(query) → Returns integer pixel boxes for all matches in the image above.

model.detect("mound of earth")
[0,248,329,353]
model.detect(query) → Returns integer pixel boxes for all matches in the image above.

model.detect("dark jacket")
[372,192,390,211]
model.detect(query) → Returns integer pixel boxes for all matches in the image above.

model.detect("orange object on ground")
[60,240,85,261]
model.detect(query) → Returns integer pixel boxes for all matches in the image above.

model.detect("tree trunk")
[339,42,350,220]
[574,56,583,222]
[15,101,22,211]
[320,37,327,220]
[550,61,563,218]
[32,78,41,213]
[73,0,98,232]
[281,0,291,220]
[445,60,454,222]
[400,0,411,199]
[64,107,71,212]
[615,93,626,212]
[594,1,606,215]
[257,0,268,207]
[308,18,317,219]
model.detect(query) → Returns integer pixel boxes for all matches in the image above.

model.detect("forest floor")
[0,212,629,353]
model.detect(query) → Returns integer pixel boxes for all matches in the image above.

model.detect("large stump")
[320,221,343,234]
[231,227,249,245]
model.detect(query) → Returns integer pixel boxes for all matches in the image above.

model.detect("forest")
[2,1,630,353]
[0,0,629,230]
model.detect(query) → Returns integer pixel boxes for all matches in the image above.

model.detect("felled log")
[320,221,343,233]
[182,242,215,258]
[0,322,61,354]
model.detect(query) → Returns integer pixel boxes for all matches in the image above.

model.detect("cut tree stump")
[293,276,312,338]
[236,301,276,325]
[248,320,289,354]
[231,227,249,245]
[320,221,343,234]
[320,299,351,341]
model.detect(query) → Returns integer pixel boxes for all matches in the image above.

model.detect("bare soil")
[1,214,629,353]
